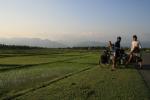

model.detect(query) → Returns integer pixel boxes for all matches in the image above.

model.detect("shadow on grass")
[98,63,142,70]
[141,64,150,70]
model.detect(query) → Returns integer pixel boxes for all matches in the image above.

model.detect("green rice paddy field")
[0,49,149,100]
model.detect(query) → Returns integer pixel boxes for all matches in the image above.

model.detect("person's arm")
[130,41,134,52]
[108,41,112,50]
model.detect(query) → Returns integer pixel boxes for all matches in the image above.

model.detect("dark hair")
[133,35,137,40]
[117,36,121,40]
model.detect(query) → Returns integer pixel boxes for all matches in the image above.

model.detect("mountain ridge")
[0,38,149,48]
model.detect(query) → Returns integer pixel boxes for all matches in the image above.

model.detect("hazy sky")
[0,0,150,43]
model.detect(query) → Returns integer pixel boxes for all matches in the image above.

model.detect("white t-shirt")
[131,40,141,52]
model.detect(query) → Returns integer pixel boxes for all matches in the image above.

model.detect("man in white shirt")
[126,35,142,68]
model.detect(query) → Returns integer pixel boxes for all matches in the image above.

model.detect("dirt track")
[138,53,150,90]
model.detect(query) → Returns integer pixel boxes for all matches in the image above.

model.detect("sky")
[0,0,150,44]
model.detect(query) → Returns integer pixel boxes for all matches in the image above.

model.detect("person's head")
[133,35,137,41]
[117,36,121,42]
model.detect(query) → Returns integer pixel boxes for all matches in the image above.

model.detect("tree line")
[0,44,41,49]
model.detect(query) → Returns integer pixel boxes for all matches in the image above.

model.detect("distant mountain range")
[0,38,149,48]
[0,38,67,48]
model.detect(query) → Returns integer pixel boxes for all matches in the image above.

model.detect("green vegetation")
[0,48,149,100]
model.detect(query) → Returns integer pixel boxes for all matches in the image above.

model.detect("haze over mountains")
[0,38,149,48]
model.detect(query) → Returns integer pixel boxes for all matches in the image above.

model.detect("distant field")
[0,49,149,100]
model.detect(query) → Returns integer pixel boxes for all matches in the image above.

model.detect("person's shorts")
[131,47,140,53]
[113,49,120,58]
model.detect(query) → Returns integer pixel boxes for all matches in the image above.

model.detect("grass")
[0,48,149,100]
[16,67,150,100]
[0,62,91,97]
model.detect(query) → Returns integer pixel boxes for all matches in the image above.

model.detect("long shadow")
[118,64,150,70]
[99,63,149,70]
[141,64,150,70]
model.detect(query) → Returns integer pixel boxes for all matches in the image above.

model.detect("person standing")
[111,36,122,71]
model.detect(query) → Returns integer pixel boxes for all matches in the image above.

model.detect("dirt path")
[138,53,150,90]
